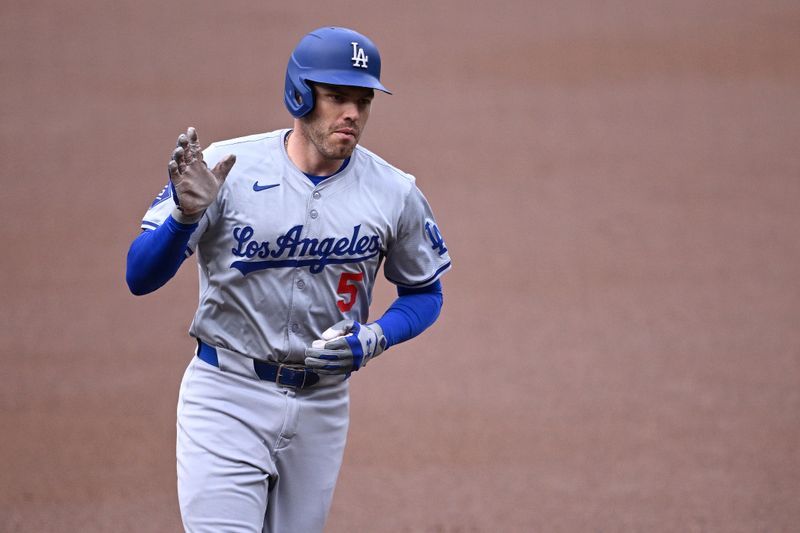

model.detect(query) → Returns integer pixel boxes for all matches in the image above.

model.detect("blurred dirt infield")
[1,1,799,531]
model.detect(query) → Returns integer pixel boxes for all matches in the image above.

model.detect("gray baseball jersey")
[142,129,451,365]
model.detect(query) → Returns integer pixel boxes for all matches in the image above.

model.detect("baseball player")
[125,26,451,533]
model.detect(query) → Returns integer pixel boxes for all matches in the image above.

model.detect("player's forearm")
[126,215,196,295]
[374,282,443,348]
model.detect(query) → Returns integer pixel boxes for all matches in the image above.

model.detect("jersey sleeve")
[383,184,452,288]
[141,181,176,231]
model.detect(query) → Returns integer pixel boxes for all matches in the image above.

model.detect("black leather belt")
[196,340,320,390]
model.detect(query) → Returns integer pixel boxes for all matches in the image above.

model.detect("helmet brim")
[304,70,391,95]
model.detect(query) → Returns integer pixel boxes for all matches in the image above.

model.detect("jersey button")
[312,191,321,200]
[291,323,300,333]
[296,280,305,289]
[309,209,319,219]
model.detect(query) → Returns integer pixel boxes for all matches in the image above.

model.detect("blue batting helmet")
[284,26,391,118]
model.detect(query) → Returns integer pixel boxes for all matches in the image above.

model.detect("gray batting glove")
[305,320,387,374]
[168,126,236,223]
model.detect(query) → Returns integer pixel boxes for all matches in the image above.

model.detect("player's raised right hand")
[168,126,236,223]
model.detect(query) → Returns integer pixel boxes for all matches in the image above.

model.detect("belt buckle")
[275,363,302,390]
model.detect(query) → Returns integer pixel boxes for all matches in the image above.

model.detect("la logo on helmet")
[350,42,368,68]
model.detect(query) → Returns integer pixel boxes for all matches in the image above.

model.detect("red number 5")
[337,272,364,312]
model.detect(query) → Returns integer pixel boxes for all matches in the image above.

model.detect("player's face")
[299,84,374,161]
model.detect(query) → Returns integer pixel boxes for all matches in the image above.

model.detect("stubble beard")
[300,116,360,161]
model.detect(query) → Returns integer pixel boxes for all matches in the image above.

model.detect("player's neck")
[285,129,346,177]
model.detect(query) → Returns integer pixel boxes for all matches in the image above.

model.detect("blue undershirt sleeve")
[374,280,444,349]
[126,215,197,295]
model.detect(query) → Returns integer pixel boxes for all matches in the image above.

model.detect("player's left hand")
[305,320,387,374]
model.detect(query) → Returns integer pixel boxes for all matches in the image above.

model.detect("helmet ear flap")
[284,69,315,118]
